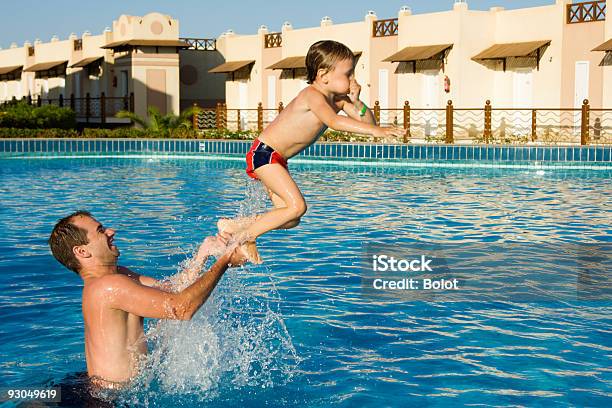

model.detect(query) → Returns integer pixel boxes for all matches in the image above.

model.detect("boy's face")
[320,58,355,95]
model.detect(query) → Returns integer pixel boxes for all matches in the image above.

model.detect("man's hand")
[372,126,406,141]
[348,78,361,105]
[196,236,224,261]
[227,245,248,267]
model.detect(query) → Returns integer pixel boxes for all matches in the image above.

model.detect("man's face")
[72,215,120,266]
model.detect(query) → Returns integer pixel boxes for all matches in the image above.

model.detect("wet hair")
[305,40,355,84]
[48,210,92,274]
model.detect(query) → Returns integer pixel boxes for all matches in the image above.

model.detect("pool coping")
[1,138,611,170]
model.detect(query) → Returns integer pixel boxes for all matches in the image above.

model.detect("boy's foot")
[217,217,258,236]
[238,241,262,265]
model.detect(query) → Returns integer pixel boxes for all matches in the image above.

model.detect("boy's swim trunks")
[246,138,288,180]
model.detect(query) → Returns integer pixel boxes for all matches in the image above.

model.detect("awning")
[0,65,22,75]
[472,40,550,59]
[472,40,550,71]
[101,39,189,49]
[208,60,255,73]
[592,39,612,51]
[267,51,362,70]
[24,60,68,72]
[69,56,103,68]
[383,44,453,63]
[267,56,305,70]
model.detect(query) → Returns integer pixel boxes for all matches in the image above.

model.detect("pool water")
[0,158,610,407]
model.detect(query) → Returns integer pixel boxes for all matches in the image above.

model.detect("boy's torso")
[258,87,342,159]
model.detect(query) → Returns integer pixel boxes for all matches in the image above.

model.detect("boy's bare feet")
[238,241,262,265]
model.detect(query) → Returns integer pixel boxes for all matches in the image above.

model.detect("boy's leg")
[266,188,300,229]
[242,163,306,240]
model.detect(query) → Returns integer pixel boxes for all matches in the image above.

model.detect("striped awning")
[208,60,255,73]
[592,39,612,51]
[267,56,305,70]
[24,60,68,72]
[383,44,453,62]
[267,51,362,70]
[69,56,103,68]
[0,65,22,75]
[472,40,550,60]
[101,39,189,49]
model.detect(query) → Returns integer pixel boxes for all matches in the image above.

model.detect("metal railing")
[2,93,135,123]
[180,38,216,51]
[567,1,606,24]
[191,100,611,145]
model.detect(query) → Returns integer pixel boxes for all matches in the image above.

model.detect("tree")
[116,106,196,134]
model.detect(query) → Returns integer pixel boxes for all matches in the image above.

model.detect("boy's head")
[306,40,355,86]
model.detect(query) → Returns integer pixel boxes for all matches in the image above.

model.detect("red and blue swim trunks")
[245,138,288,180]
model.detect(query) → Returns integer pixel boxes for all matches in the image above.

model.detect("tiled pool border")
[1,138,610,169]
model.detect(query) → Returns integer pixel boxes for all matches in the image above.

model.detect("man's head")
[49,211,119,274]
[306,40,355,92]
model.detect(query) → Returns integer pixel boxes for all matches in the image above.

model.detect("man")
[48,210,244,389]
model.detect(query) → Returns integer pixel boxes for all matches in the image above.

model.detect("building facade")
[0,1,610,127]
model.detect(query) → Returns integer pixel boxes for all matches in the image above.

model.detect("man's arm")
[106,251,240,320]
[122,236,220,291]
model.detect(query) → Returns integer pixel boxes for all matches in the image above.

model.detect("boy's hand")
[348,79,361,104]
[373,126,406,140]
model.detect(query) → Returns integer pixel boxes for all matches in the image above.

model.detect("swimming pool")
[0,157,610,407]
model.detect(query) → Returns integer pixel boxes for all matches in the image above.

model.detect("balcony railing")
[191,100,611,146]
[373,18,398,37]
[180,38,216,51]
[264,32,282,48]
[567,1,606,24]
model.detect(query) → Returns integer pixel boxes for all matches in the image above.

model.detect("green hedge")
[0,127,375,142]
[0,127,251,139]
[0,102,76,129]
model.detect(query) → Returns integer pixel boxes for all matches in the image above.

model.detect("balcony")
[567,1,606,24]
[373,18,398,37]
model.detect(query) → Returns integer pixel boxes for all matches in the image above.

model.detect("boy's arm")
[306,88,390,136]
[336,95,376,125]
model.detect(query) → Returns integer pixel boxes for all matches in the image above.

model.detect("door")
[422,70,440,136]
[378,69,389,124]
[574,61,589,132]
[74,72,81,98]
[238,81,248,129]
[513,69,533,136]
[120,71,129,97]
[146,69,166,115]
[267,75,276,109]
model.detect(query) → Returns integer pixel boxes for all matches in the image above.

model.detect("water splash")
[112,179,300,405]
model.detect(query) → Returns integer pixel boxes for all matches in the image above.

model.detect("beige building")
[210,0,609,125]
[0,1,609,133]
[0,12,186,121]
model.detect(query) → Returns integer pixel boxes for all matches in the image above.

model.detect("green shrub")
[0,128,79,138]
[0,102,76,129]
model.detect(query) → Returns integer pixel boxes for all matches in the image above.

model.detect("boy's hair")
[48,210,92,274]
[305,40,355,84]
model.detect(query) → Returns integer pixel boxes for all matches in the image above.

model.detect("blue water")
[0,157,610,407]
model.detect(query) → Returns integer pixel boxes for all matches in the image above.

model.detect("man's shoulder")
[83,272,133,299]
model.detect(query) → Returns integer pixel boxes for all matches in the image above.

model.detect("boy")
[221,40,405,263]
